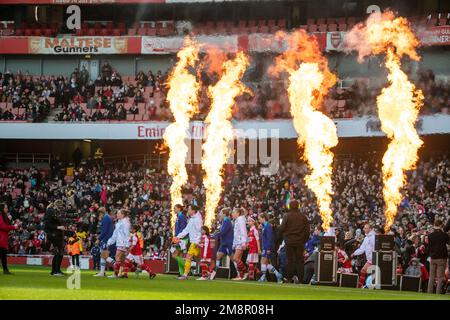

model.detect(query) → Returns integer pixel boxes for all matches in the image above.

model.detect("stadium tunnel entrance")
[1,134,449,171]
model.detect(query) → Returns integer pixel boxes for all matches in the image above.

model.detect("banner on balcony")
[28,36,129,54]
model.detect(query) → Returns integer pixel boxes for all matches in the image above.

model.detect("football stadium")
[0,0,449,303]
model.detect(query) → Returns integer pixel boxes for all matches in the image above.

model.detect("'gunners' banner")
[418,26,450,46]
[28,36,129,54]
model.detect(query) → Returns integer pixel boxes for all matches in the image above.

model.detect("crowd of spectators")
[1,153,448,285]
[1,60,449,123]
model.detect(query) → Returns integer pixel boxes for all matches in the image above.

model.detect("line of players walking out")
[171,204,284,282]
[92,207,156,279]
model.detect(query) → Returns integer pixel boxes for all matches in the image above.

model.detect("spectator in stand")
[101,62,113,81]
[136,71,148,87]
[0,203,18,274]
[427,219,449,294]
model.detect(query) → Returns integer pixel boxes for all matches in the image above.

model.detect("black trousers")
[71,255,80,267]
[285,245,305,283]
[49,237,64,274]
[0,247,8,272]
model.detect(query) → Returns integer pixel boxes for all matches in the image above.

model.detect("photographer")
[44,200,66,276]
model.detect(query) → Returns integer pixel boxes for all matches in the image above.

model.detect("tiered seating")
[75,21,127,36]
[304,16,359,33]
[82,84,164,121]
[128,21,176,37]
[192,19,287,35]
[13,22,59,37]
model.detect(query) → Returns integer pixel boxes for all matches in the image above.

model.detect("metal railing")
[103,153,165,168]
[1,153,51,165]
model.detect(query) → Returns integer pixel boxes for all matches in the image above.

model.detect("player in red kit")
[122,225,156,279]
[246,217,261,280]
[197,226,214,281]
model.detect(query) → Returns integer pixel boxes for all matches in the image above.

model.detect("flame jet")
[164,39,200,232]
[202,51,249,228]
[271,30,338,231]
[345,11,424,232]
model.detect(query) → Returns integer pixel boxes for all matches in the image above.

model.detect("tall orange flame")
[202,51,249,228]
[345,12,424,232]
[164,39,200,232]
[271,30,338,231]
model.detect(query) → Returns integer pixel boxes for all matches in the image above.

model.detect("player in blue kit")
[209,208,233,280]
[258,213,283,283]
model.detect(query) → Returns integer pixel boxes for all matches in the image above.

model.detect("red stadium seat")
[277,19,287,28]
[317,18,326,25]
[326,17,336,24]
[347,17,356,25]
[44,28,53,37]
[267,19,276,27]
[307,24,317,32]
[87,28,96,36]
[328,24,338,31]
[238,20,247,28]
[259,25,269,33]
[269,25,279,33]
[257,20,266,27]
[248,20,257,28]
[225,21,234,29]
[137,28,147,36]
[33,29,43,36]
[113,28,121,36]
[438,16,448,26]
[336,17,346,24]
[216,21,225,29]
[318,24,327,32]
[25,29,33,36]
[338,23,347,31]
[306,18,315,25]
[148,28,157,36]
[15,29,23,36]
[249,26,258,33]
[100,28,108,36]
[128,28,137,36]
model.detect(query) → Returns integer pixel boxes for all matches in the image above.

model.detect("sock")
[113,261,121,276]
[175,256,185,275]
[261,264,268,279]
[100,258,106,273]
[248,263,255,280]
[123,261,130,277]
[141,265,153,274]
[184,258,192,276]
[236,260,246,278]
[233,261,239,277]
[200,261,209,278]
[215,260,221,271]
[268,264,282,278]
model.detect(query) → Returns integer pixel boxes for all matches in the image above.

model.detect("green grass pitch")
[1,265,449,300]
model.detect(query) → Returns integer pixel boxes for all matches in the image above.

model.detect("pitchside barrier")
[8,254,165,273]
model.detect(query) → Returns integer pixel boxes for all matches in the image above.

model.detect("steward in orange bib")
[67,234,81,269]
